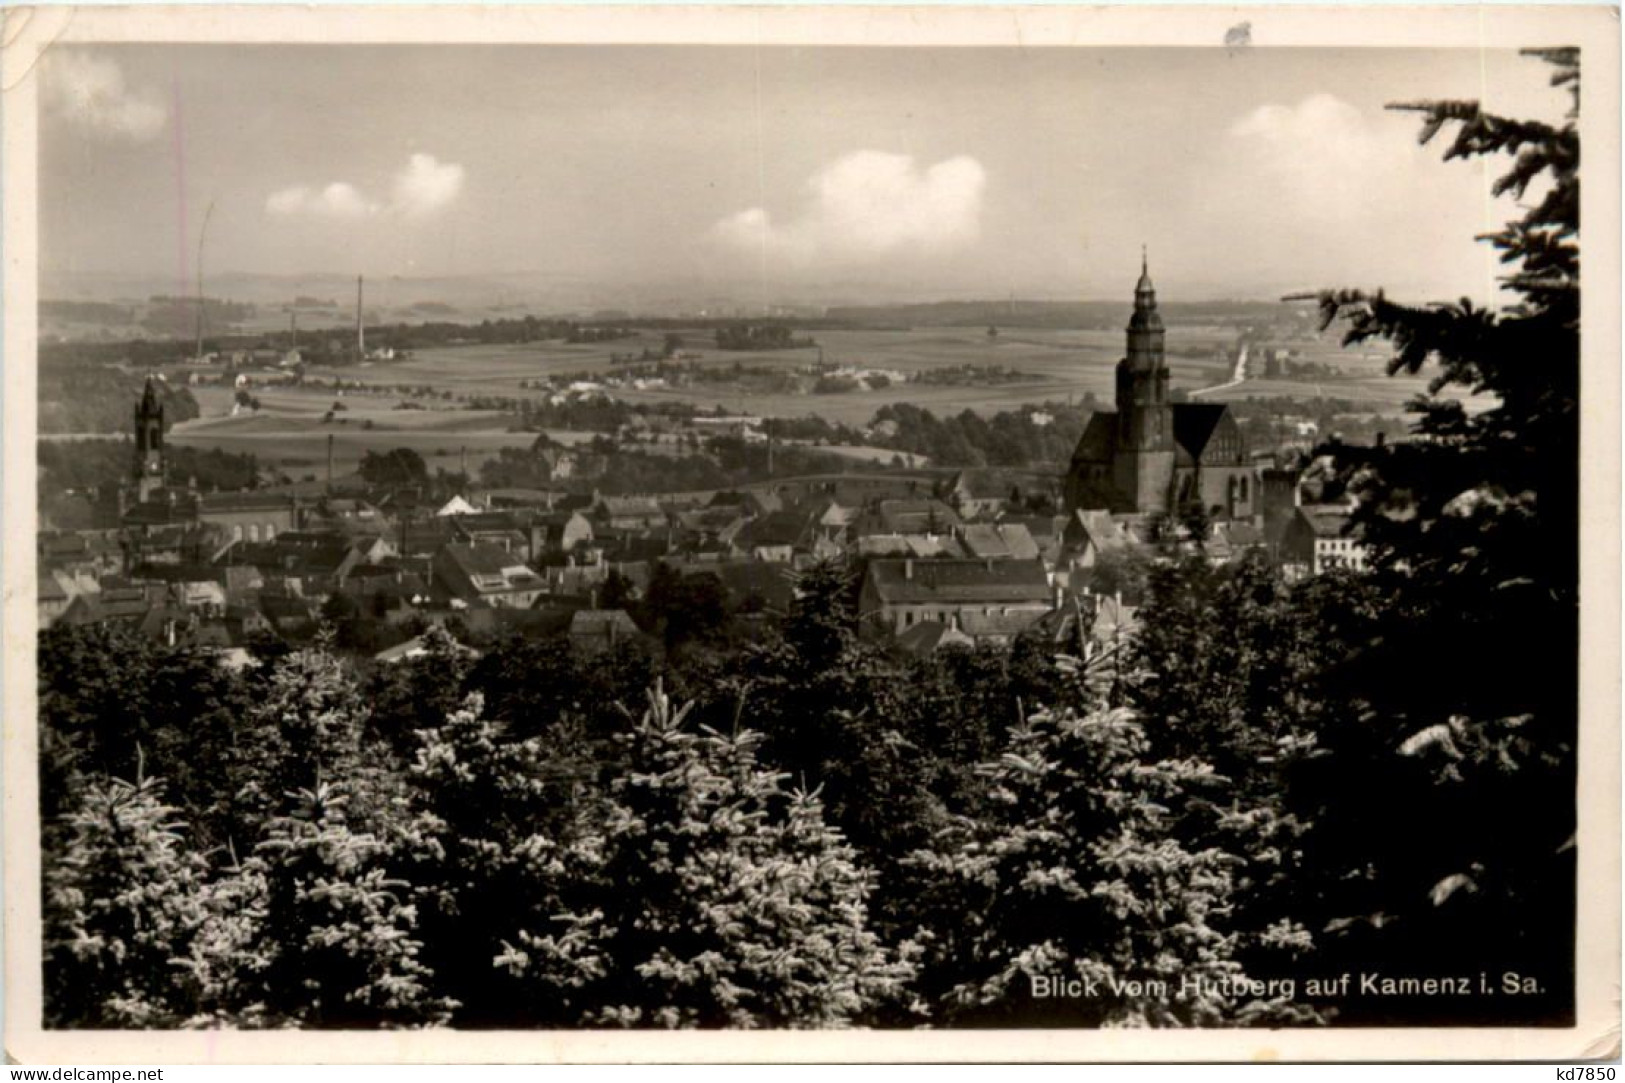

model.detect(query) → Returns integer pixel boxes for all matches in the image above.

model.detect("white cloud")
[265,182,379,219]
[392,153,465,217]
[715,151,986,264]
[1228,93,1382,206]
[266,153,465,220]
[1205,92,1499,298]
[42,51,166,142]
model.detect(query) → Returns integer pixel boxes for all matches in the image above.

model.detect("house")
[1061,509,1133,569]
[593,495,668,532]
[567,609,642,655]
[219,532,363,596]
[394,517,461,557]
[856,534,965,559]
[37,567,102,629]
[449,511,529,553]
[1208,520,1267,564]
[38,572,70,628]
[436,494,480,517]
[852,499,963,539]
[374,633,479,665]
[433,543,545,608]
[673,506,750,550]
[305,496,386,535]
[1281,504,1368,575]
[39,532,122,579]
[259,592,319,636]
[1021,589,1140,661]
[992,522,1041,562]
[709,489,782,518]
[946,470,1022,520]
[956,524,1010,561]
[893,619,975,658]
[196,491,302,544]
[859,557,1053,639]
[58,586,163,630]
[525,511,594,562]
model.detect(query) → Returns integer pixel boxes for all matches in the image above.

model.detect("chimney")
[904,558,913,580]
[356,275,366,359]
[326,433,335,494]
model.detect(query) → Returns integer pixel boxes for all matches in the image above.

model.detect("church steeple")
[1126,247,1165,353]
[1117,250,1169,393]
[133,375,166,500]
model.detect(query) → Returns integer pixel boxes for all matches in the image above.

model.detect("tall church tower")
[132,376,166,502]
[1111,252,1176,513]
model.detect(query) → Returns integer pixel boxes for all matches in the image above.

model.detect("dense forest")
[37,52,1580,1030]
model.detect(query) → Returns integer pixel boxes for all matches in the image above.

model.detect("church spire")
[1134,247,1156,309]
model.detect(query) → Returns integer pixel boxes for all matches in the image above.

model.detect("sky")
[37,44,1572,307]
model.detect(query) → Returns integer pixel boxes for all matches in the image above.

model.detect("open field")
[162,324,1445,473]
[293,326,1243,426]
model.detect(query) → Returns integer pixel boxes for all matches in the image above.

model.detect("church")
[1062,258,1258,522]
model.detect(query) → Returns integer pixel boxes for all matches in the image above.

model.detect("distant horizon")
[35,264,1485,315]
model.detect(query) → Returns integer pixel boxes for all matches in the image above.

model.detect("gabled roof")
[865,558,1050,605]
[1171,403,1229,461]
[596,495,665,518]
[951,470,1018,501]
[735,508,811,550]
[439,542,540,585]
[959,524,1012,560]
[1297,503,1357,538]
[876,499,963,535]
[709,489,781,516]
[38,573,69,603]
[1002,514,1067,543]
[1069,411,1117,463]
[1071,509,1131,552]
[958,610,1047,639]
[894,620,973,658]
[857,534,965,559]
[995,522,1041,561]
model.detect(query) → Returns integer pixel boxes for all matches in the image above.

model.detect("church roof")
[1069,412,1117,463]
[1171,404,1229,461]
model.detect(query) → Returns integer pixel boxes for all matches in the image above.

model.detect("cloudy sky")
[39,44,1568,305]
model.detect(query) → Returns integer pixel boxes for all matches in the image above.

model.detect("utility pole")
[356,275,366,361]
[194,200,215,362]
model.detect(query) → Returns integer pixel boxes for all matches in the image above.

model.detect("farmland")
[159,322,1439,476]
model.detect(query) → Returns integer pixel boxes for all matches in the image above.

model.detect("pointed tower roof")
[139,375,162,414]
[1129,248,1163,334]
